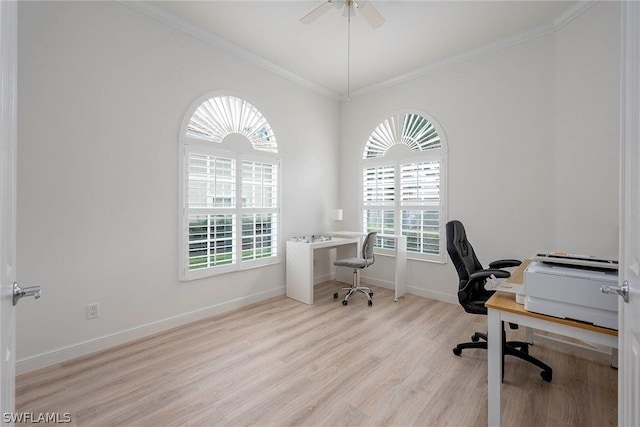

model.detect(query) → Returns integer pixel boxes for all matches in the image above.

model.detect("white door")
[618,1,640,425]
[0,0,17,420]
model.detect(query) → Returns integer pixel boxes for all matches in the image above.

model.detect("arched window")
[362,112,447,262]
[179,94,280,280]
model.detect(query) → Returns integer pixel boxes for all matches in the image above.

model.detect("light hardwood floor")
[16,282,617,426]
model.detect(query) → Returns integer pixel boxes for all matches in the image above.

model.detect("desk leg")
[394,236,407,301]
[525,326,534,344]
[487,308,502,427]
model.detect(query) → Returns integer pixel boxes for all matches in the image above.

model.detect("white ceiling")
[141,0,581,99]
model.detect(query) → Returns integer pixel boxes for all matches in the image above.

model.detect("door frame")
[618,1,640,425]
[0,0,18,420]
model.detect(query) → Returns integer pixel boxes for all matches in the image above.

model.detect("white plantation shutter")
[186,96,277,153]
[242,160,278,208]
[363,113,441,159]
[185,149,237,275]
[363,165,396,249]
[188,153,236,209]
[241,213,278,261]
[400,160,441,255]
[188,214,236,270]
[400,161,440,207]
[361,111,446,262]
[363,165,395,206]
[180,94,280,280]
[241,159,279,262]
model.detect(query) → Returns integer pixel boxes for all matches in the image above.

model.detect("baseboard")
[314,272,335,285]
[407,286,458,305]
[360,274,458,305]
[16,286,285,375]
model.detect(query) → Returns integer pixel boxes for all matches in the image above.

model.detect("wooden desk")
[486,290,618,427]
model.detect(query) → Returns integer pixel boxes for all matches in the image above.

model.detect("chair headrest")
[446,220,481,281]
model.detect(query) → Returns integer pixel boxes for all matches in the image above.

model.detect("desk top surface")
[287,236,359,249]
[504,259,530,285]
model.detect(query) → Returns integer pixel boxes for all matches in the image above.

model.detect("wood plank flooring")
[16,282,617,426]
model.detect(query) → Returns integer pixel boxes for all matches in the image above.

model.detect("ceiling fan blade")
[300,1,334,24]
[357,1,385,29]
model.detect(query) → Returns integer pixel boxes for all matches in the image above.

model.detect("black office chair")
[446,220,552,382]
[333,231,377,306]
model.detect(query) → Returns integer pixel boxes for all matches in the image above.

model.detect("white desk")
[286,237,360,304]
[328,231,408,301]
[486,291,618,427]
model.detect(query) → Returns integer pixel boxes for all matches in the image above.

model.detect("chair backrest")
[446,220,492,314]
[446,220,483,283]
[362,231,377,264]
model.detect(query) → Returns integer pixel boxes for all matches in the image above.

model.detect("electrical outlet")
[87,303,99,319]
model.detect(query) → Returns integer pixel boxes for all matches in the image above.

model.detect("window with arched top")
[362,112,447,263]
[179,94,280,281]
[186,96,278,152]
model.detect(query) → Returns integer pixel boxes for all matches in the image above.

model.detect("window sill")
[374,249,446,264]
[180,256,281,282]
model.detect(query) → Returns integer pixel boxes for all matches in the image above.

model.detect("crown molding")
[350,0,597,99]
[552,0,597,29]
[118,1,340,101]
[119,0,597,103]
[350,21,557,99]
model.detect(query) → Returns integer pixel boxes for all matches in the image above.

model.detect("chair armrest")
[488,259,522,269]
[469,268,511,281]
[458,268,510,304]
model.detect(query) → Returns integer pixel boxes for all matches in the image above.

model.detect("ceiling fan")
[300,0,385,29]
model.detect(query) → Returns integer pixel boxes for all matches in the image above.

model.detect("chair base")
[334,269,373,306]
[452,325,553,382]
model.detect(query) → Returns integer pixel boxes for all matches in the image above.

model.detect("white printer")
[524,259,619,330]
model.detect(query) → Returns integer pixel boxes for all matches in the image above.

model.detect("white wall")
[339,2,620,302]
[553,2,620,259]
[16,1,340,370]
[15,1,621,372]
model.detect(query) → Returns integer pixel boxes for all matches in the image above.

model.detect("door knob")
[600,280,629,303]
[13,282,41,306]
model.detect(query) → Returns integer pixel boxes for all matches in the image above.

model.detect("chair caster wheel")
[453,347,462,356]
[540,370,552,382]
[368,300,373,306]
[369,292,373,297]
[471,334,480,342]
[342,300,348,306]
[333,293,339,299]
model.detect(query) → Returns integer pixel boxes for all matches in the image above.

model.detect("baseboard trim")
[361,274,458,305]
[16,286,285,375]
[407,286,458,305]
[314,272,335,285]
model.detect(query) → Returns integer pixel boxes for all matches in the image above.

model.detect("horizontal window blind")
[188,214,236,270]
[188,153,236,209]
[242,161,278,208]
[241,213,278,261]
[363,209,396,249]
[363,166,395,206]
[401,210,440,255]
[400,161,440,207]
